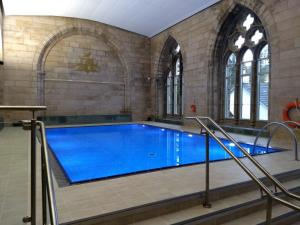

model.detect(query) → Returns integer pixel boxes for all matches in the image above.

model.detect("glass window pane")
[224,53,236,118]
[235,35,245,49]
[174,44,180,54]
[251,30,263,45]
[224,77,235,118]
[241,62,252,75]
[173,78,178,115]
[242,49,254,62]
[257,73,269,120]
[227,53,236,66]
[258,59,269,74]
[240,50,253,120]
[176,58,180,75]
[174,58,181,115]
[242,14,254,31]
[257,45,269,120]
[240,74,251,119]
[166,72,172,114]
[259,44,269,59]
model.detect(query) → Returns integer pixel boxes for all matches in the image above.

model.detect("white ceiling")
[2,0,220,37]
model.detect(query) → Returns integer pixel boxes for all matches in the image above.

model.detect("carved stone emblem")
[75,52,98,73]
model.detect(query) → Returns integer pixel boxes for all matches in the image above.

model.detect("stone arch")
[34,26,130,113]
[207,0,279,121]
[155,35,183,117]
[155,34,184,78]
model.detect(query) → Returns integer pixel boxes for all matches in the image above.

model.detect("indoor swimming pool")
[46,124,279,183]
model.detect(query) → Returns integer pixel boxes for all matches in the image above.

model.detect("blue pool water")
[46,124,279,183]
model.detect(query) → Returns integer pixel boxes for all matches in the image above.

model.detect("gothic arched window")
[165,44,182,117]
[222,11,270,125]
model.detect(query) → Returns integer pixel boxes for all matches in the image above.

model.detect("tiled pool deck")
[0,126,30,225]
[0,121,299,224]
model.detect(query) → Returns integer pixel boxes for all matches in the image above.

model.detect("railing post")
[41,144,47,225]
[31,119,37,225]
[266,196,273,225]
[203,132,211,208]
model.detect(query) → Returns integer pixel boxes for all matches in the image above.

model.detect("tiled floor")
[130,178,300,225]
[0,126,30,225]
[0,121,299,225]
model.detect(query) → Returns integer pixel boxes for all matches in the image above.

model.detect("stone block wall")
[149,0,300,123]
[44,34,125,115]
[1,16,151,120]
[1,0,300,124]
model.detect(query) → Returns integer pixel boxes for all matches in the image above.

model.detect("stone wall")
[1,0,300,123]
[44,34,125,115]
[1,16,150,120]
[149,0,300,123]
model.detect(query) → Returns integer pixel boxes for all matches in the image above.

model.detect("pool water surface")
[46,124,279,183]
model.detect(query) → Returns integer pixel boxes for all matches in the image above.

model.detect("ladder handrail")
[253,121,298,161]
[186,116,300,212]
[190,116,300,202]
[282,121,300,127]
[37,121,59,225]
[265,121,300,160]
[186,117,274,196]
[186,116,300,225]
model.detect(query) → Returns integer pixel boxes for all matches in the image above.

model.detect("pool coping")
[45,123,284,186]
[51,122,299,224]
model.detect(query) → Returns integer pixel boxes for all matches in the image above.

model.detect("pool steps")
[173,184,300,225]
[61,169,300,225]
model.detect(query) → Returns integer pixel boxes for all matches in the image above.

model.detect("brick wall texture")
[1,0,300,123]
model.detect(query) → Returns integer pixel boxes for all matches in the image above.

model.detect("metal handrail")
[0,105,58,225]
[37,121,59,225]
[185,116,300,224]
[253,122,298,161]
[282,121,300,128]
[194,117,300,201]
[0,105,46,118]
[0,105,47,110]
[266,121,300,154]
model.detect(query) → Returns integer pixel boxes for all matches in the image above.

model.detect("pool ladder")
[253,121,299,161]
[185,116,300,225]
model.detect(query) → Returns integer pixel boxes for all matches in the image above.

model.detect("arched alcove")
[34,26,130,116]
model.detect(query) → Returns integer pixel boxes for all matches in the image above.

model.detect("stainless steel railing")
[0,105,47,118]
[38,121,59,225]
[0,106,58,225]
[185,116,300,224]
[194,116,300,201]
[253,121,298,161]
[282,121,300,128]
[266,121,299,160]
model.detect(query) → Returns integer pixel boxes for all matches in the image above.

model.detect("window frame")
[164,50,183,119]
[224,53,237,119]
[222,42,270,126]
